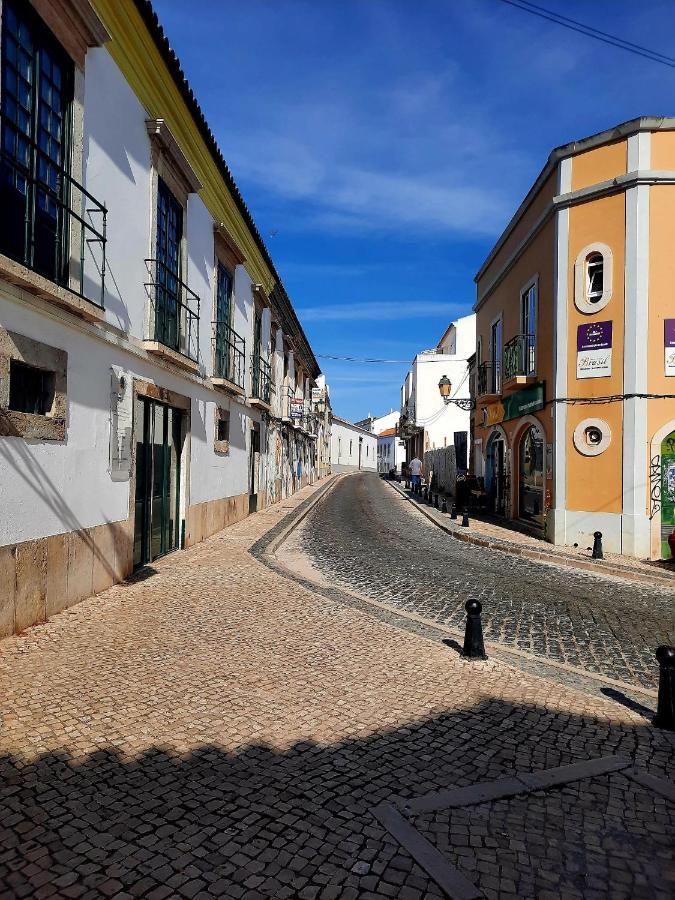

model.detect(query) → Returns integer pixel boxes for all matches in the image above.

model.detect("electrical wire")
[496,0,675,69]
[316,353,471,364]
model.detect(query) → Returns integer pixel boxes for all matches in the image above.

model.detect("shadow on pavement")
[1,700,673,899]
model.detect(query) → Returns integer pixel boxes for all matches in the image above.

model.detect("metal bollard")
[450,503,457,520]
[427,488,433,506]
[592,531,604,560]
[461,509,470,527]
[434,493,439,509]
[654,646,675,731]
[441,497,448,514]
[462,599,487,660]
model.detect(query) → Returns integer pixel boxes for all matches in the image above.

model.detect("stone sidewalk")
[0,476,673,899]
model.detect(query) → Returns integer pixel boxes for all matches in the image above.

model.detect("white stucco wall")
[330,419,377,472]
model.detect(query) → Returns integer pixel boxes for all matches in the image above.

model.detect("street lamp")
[438,373,475,411]
[438,375,452,404]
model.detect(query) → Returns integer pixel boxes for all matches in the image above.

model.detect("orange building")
[472,117,675,560]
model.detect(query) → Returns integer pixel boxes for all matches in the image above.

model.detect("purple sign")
[577,321,612,351]
[666,319,675,348]
[666,319,675,376]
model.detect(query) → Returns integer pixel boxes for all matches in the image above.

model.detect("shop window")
[574,243,612,313]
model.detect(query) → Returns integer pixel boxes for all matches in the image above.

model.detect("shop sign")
[577,321,612,378]
[665,319,675,377]
[481,382,545,426]
[311,387,322,403]
[290,398,304,419]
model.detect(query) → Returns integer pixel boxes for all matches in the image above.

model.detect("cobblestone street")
[296,474,675,690]
[1,477,674,900]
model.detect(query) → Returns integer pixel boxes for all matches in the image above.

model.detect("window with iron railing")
[477,361,501,396]
[503,333,536,380]
[0,1,106,306]
[251,354,271,403]
[145,180,199,360]
[212,320,245,388]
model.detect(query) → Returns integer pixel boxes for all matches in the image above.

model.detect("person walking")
[409,455,423,491]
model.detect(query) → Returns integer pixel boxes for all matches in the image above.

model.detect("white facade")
[0,0,327,638]
[330,416,377,472]
[400,314,476,468]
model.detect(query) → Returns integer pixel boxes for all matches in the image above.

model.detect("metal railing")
[503,333,536,381]
[145,258,200,361]
[251,354,271,403]
[477,361,501,396]
[212,321,245,388]
[0,115,107,306]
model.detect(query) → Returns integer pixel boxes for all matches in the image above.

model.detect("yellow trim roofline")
[91,0,275,294]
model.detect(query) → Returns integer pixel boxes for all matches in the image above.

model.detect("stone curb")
[388,481,675,589]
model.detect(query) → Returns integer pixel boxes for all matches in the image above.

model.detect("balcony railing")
[251,354,271,404]
[503,334,536,381]
[477,361,501,396]
[212,321,245,389]
[145,258,200,362]
[0,115,107,307]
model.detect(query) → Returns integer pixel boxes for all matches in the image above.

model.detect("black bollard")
[654,646,675,731]
[461,508,470,527]
[450,503,457,520]
[442,497,448,514]
[462,599,487,660]
[592,531,604,560]
[423,486,429,502]
[434,493,439,509]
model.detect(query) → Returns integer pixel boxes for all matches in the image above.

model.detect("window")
[586,254,603,302]
[9,359,55,414]
[490,318,502,393]
[154,179,184,350]
[574,243,612,313]
[214,408,230,453]
[216,262,232,326]
[349,439,353,456]
[0,328,67,440]
[0,1,74,281]
[520,281,537,375]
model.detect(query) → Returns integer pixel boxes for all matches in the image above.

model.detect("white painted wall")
[330,419,377,471]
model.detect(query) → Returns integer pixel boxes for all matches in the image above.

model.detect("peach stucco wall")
[648,183,675,450]
[565,192,626,514]
[571,139,627,191]
[650,131,675,171]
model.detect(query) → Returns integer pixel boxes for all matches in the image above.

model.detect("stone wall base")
[0,519,133,639]
[186,492,249,547]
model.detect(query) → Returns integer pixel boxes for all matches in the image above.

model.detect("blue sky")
[154,0,674,421]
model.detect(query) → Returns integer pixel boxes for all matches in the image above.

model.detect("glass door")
[519,424,544,528]
[520,284,537,375]
[133,398,182,568]
[490,318,502,392]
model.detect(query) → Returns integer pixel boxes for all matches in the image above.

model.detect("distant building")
[472,117,675,559]
[330,416,377,473]
[399,315,476,471]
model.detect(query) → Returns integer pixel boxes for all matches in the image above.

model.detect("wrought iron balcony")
[212,321,245,389]
[145,259,200,362]
[477,361,501,397]
[251,354,271,404]
[0,114,107,307]
[503,334,536,381]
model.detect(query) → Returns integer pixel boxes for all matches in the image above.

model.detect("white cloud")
[296,300,465,322]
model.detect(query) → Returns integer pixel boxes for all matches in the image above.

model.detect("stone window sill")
[142,341,200,374]
[0,253,105,324]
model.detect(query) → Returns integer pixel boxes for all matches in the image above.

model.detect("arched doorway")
[660,430,675,559]
[518,422,544,529]
[485,430,508,516]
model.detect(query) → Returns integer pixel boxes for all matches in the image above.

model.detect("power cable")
[496,0,675,69]
[316,353,471,364]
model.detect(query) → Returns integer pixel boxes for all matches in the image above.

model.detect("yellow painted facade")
[474,121,675,559]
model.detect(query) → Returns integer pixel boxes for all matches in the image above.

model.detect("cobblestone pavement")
[296,474,675,690]
[0,477,673,900]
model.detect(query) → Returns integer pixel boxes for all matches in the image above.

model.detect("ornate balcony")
[477,361,501,398]
[212,321,245,394]
[503,334,536,385]
[250,354,271,408]
[144,258,200,370]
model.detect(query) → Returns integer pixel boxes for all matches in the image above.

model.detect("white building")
[400,314,476,469]
[330,416,377,472]
[0,0,327,639]
[356,411,406,475]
